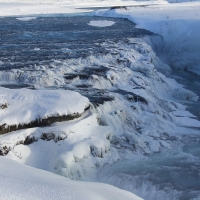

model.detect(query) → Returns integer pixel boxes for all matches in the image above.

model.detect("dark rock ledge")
[0,105,90,155]
[0,105,90,136]
[0,131,68,156]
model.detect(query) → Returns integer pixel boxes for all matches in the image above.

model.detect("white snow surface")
[0,156,142,200]
[88,20,116,27]
[95,2,200,74]
[0,1,167,17]
[0,87,89,126]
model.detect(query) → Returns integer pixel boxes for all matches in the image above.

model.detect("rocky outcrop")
[0,106,89,135]
[0,87,90,135]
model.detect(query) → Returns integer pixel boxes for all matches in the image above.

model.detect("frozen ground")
[0,1,200,200]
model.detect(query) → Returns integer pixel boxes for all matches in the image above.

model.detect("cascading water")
[0,15,200,200]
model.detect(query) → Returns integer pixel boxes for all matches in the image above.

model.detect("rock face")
[0,110,89,135]
[0,103,7,109]
[0,87,90,135]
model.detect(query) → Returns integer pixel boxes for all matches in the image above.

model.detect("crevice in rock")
[113,89,148,104]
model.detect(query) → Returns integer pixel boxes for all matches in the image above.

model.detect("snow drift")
[0,156,142,200]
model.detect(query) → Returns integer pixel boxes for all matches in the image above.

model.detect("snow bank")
[95,2,200,74]
[1,113,112,179]
[0,157,142,200]
[0,87,89,134]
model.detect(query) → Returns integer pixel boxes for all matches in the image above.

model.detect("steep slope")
[95,2,200,74]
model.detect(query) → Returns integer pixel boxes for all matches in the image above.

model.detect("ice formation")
[0,2,200,199]
[95,2,200,74]
[88,20,116,27]
[1,36,199,182]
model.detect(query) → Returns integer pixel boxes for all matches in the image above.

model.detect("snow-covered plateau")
[0,1,200,200]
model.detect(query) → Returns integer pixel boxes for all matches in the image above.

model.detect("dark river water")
[0,15,153,104]
[0,15,153,70]
[0,15,200,200]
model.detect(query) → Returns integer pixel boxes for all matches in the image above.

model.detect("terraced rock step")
[0,110,88,135]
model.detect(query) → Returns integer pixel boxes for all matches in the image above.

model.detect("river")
[0,14,200,200]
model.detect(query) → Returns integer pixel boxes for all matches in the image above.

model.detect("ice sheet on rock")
[88,20,116,27]
[0,87,89,128]
[0,157,142,200]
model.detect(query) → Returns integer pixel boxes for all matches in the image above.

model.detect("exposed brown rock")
[0,103,8,109]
